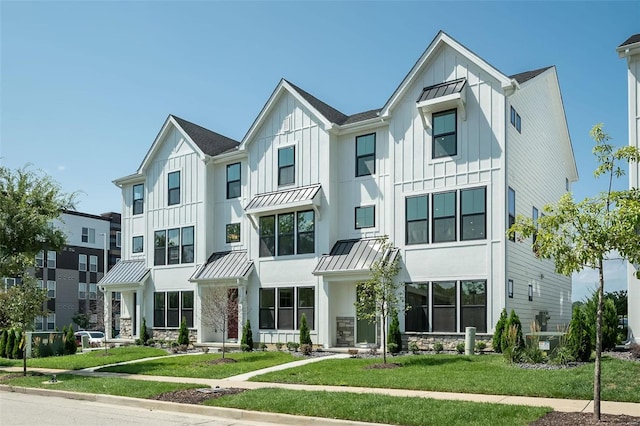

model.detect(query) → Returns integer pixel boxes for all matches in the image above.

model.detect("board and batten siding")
[505,69,573,330]
[209,159,248,254]
[387,43,507,333]
[119,182,146,260]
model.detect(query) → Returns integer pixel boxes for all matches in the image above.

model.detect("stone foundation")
[336,316,355,347]
[150,328,198,344]
[405,333,493,351]
[120,317,133,339]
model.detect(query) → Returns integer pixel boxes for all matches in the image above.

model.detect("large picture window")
[168,171,180,206]
[259,287,315,330]
[406,195,428,244]
[432,109,457,158]
[460,187,486,241]
[259,211,315,257]
[259,288,275,329]
[226,163,241,199]
[432,192,456,243]
[405,283,428,332]
[278,146,295,186]
[133,184,144,215]
[461,281,486,333]
[432,281,456,332]
[356,133,375,177]
[153,290,195,329]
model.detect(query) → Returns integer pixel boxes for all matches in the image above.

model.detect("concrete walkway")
[2,353,640,420]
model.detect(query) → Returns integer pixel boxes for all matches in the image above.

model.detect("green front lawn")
[97,351,296,378]
[206,388,551,426]
[251,354,640,402]
[0,372,200,398]
[0,346,168,370]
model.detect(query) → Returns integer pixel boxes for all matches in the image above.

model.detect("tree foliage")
[567,305,592,362]
[584,291,619,350]
[606,290,627,317]
[507,124,640,420]
[388,311,402,354]
[492,308,508,353]
[201,286,238,357]
[241,319,253,352]
[178,317,189,346]
[0,166,76,277]
[501,309,524,351]
[0,329,7,358]
[299,314,312,346]
[353,237,401,364]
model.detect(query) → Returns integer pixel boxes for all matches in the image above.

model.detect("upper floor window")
[168,171,180,206]
[181,227,194,263]
[355,206,375,229]
[132,236,144,253]
[167,228,181,265]
[356,133,375,177]
[89,255,98,273]
[154,230,166,266]
[116,231,122,248]
[508,187,516,242]
[532,207,539,246]
[89,283,97,300]
[259,210,315,257]
[510,106,521,133]
[154,227,194,265]
[82,227,96,244]
[226,223,241,243]
[278,146,295,186]
[227,163,241,199]
[460,188,486,241]
[79,254,87,271]
[47,250,57,269]
[47,280,56,298]
[432,109,457,158]
[78,282,86,300]
[35,251,44,268]
[406,195,428,245]
[133,184,144,215]
[432,191,456,242]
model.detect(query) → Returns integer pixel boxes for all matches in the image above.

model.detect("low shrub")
[259,342,268,351]
[348,348,359,358]
[275,342,283,351]
[177,317,189,346]
[523,346,547,364]
[502,324,522,364]
[286,342,300,352]
[408,341,420,354]
[387,342,398,354]
[475,341,487,353]
[455,342,465,354]
[551,345,575,365]
[300,344,313,355]
[433,342,444,354]
[241,319,254,351]
[241,343,252,352]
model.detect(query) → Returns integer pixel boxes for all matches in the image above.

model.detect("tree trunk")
[594,259,604,421]
[22,332,27,376]
[382,314,387,364]
[222,317,226,359]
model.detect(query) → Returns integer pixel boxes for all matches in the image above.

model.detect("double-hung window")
[432,192,456,242]
[78,282,87,299]
[432,109,457,158]
[89,255,98,273]
[277,213,295,256]
[35,251,44,268]
[460,187,486,240]
[154,292,166,327]
[355,133,375,177]
[47,251,56,269]
[405,283,429,332]
[461,281,487,333]
[278,287,294,330]
[82,227,96,243]
[297,287,315,329]
[259,216,276,257]
[296,211,315,254]
[432,281,456,332]
[47,280,56,298]
[79,254,87,271]
[181,227,194,263]
[89,283,97,300]
[167,228,180,265]
[182,291,194,327]
[167,291,180,327]
[116,231,122,248]
[355,206,375,229]
[259,288,276,329]
[132,236,144,253]
[133,184,144,215]
[168,171,180,206]
[278,146,295,186]
[406,195,428,244]
[508,187,516,242]
[154,230,167,266]
[226,163,241,199]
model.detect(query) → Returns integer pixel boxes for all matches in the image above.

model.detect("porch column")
[319,279,330,348]
[237,282,247,340]
[135,288,142,338]
[196,285,203,343]
[103,288,112,339]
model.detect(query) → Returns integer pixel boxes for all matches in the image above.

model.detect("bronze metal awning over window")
[313,238,399,276]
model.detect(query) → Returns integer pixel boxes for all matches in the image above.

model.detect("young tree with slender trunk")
[200,286,237,358]
[354,237,401,364]
[508,124,640,420]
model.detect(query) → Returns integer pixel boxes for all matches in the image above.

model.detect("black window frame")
[167,291,180,327]
[510,106,516,126]
[226,223,241,243]
[168,171,180,206]
[153,292,166,327]
[508,187,516,242]
[297,287,315,330]
[406,195,428,245]
[167,228,181,265]
[278,146,295,186]
[277,287,294,330]
[532,206,539,246]
[154,230,166,266]
[277,213,295,256]
[432,281,457,332]
[460,187,486,241]
[460,280,487,333]
[181,226,194,263]
[154,291,193,329]
[515,113,522,133]
[259,216,276,257]
[432,109,457,158]
[182,291,194,328]
[432,191,456,243]
[226,163,241,199]
[355,133,376,177]
[259,288,276,329]
[296,210,315,254]
[507,279,514,299]
[132,236,143,253]
[405,282,429,332]
[355,205,375,229]
[133,184,144,215]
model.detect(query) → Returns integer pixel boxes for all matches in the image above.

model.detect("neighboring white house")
[100,31,577,348]
[618,34,640,345]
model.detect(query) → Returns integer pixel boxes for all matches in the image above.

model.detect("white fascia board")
[380,31,511,117]
[113,173,145,187]
[211,149,247,164]
[311,269,372,279]
[617,41,640,58]
[335,117,389,136]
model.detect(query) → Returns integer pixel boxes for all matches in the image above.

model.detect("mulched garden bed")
[206,358,237,365]
[530,411,640,425]
[150,387,247,405]
[363,362,402,370]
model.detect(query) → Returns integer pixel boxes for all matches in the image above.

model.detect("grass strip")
[251,354,640,402]
[206,388,551,426]
[97,351,297,378]
[0,346,168,370]
[0,372,200,398]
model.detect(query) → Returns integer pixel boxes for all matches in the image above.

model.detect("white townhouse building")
[100,31,577,348]
[618,34,640,345]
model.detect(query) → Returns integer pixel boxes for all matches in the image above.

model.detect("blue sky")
[1,1,638,300]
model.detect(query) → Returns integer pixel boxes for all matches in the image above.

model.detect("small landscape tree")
[508,124,640,420]
[241,319,253,352]
[200,286,238,358]
[492,308,508,353]
[566,305,591,362]
[501,309,524,352]
[584,290,619,350]
[299,313,312,346]
[354,237,401,364]
[72,312,90,330]
[65,324,77,355]
[6,329,15,360]
[0,329,7,358]
[140,317,150,345]
[178,317,189,346]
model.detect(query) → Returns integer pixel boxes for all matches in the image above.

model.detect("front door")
[227,288,238,340]
[357,318,376,344]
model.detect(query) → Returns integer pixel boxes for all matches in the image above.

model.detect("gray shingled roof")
[417,78,466,103]
[342,108,381,125]
[245,184,321,212]
[191,250,253,281]
[313,238,399,275]
[620,34,640,47]
[509,66,553,84]
[171,115,240,156]
[99,260,149,286]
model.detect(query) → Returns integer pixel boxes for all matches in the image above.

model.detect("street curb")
[0,385,386,426]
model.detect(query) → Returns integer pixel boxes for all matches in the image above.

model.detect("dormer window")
[432,110,457,158]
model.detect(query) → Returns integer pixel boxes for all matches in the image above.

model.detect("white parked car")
[74,331,105,347]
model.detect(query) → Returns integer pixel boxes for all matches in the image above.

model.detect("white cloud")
[572,252,629,302]
[57,165,66,171]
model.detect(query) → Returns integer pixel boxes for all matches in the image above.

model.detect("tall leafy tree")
[5,275,48,375]
[0,166,76,277]
[508,124,640,420]
[354,237,401,364]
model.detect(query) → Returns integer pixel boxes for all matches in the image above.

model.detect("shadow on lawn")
[398,355,475,368]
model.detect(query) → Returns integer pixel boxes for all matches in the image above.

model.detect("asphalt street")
[0,391,281,426]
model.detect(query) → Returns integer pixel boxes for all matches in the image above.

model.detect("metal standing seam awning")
[244,183,322,226]
[190,250,254,283]
[313,238,400,276]
[97,259,150,291]
[416,77,467,127]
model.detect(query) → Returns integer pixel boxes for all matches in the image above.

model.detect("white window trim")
[89,255,98,273]
[79,254,87,272]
